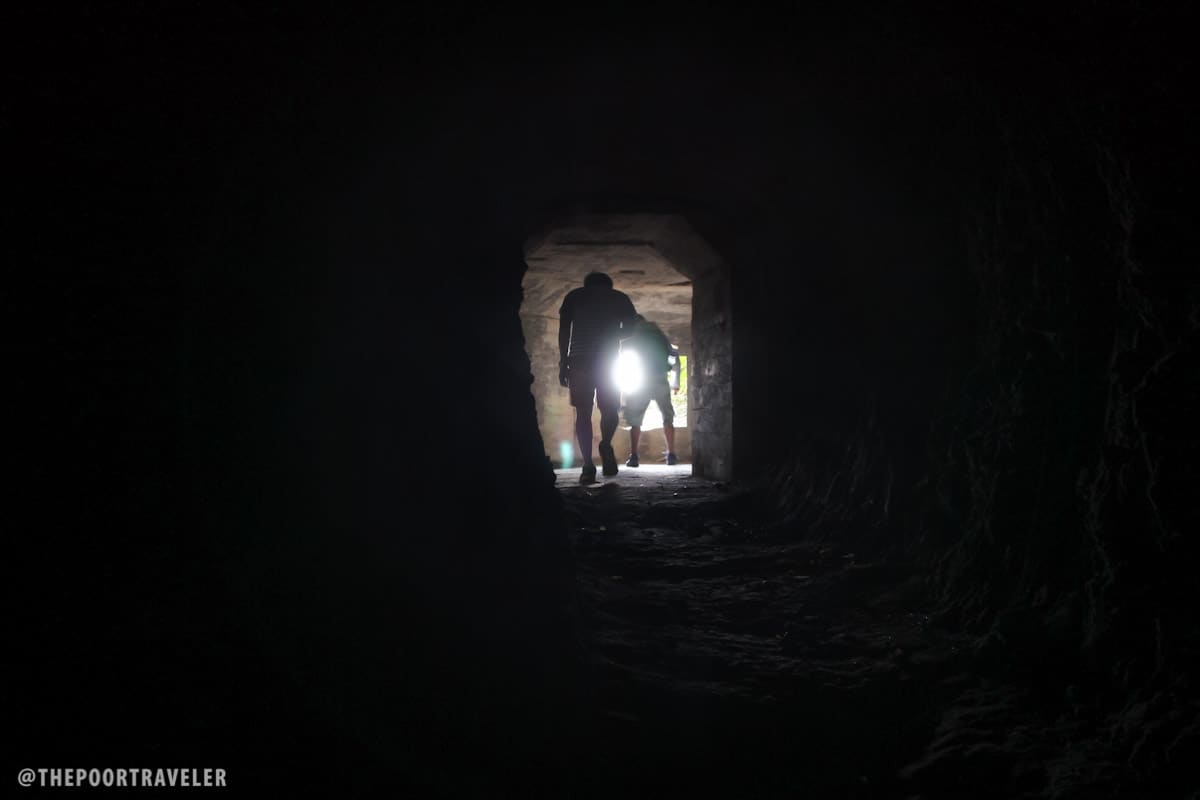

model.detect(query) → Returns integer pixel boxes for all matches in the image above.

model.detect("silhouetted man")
[559,271,638,483]
[620,315,681,467]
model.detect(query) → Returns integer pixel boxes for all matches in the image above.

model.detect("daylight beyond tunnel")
[521,212,732,479]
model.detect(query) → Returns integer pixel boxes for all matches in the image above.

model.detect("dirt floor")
[551,466,1183,799]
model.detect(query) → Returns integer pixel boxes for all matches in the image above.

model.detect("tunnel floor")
[552,467,1121,798]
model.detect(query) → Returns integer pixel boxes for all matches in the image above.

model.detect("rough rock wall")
[916,86,1200,780]
[519,311,574,463]
[753,5,1200,783]
[690,265,734,479]
[15,9,583,794]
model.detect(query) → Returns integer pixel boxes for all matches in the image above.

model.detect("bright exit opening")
[520,213,695,470]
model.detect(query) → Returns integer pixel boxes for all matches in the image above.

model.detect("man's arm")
[558,297,573,387]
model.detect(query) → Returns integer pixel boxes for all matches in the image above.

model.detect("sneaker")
[579,463,597,484]
[665,452,678,466]
[625,453,640,468]
[599,443,618,477]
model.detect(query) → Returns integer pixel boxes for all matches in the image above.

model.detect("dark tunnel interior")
[11,3,1199,797]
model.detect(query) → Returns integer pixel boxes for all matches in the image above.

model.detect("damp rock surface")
[552,466,1190,799]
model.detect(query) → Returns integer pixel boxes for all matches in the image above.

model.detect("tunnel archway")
[521,209,733,480]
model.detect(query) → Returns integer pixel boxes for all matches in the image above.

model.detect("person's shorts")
[568,356,620,415]
[624,373,674,428]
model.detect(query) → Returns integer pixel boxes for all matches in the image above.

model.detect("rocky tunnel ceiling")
[522,213,702,349]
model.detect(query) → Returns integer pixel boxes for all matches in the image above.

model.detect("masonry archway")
[521,211,733,480]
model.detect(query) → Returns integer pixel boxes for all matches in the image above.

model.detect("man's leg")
[624,391,649,468]
[596,371,621,476]
[597,406,619,476]
[569,367,597,483]
[575,402,597,483]
[575,402,594,466]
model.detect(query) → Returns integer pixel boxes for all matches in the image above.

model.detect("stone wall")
[689,267,733,480]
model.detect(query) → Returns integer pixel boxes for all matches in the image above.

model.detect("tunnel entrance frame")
[522,210,733,480]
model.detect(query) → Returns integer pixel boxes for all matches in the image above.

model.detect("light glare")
[613,349,644,394]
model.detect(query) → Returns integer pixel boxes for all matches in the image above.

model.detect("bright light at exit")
[613,350,644,395]
[559,440,574,469]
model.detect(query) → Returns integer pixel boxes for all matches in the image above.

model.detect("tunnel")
[15,4,1199,798]
[521,211,731,477]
